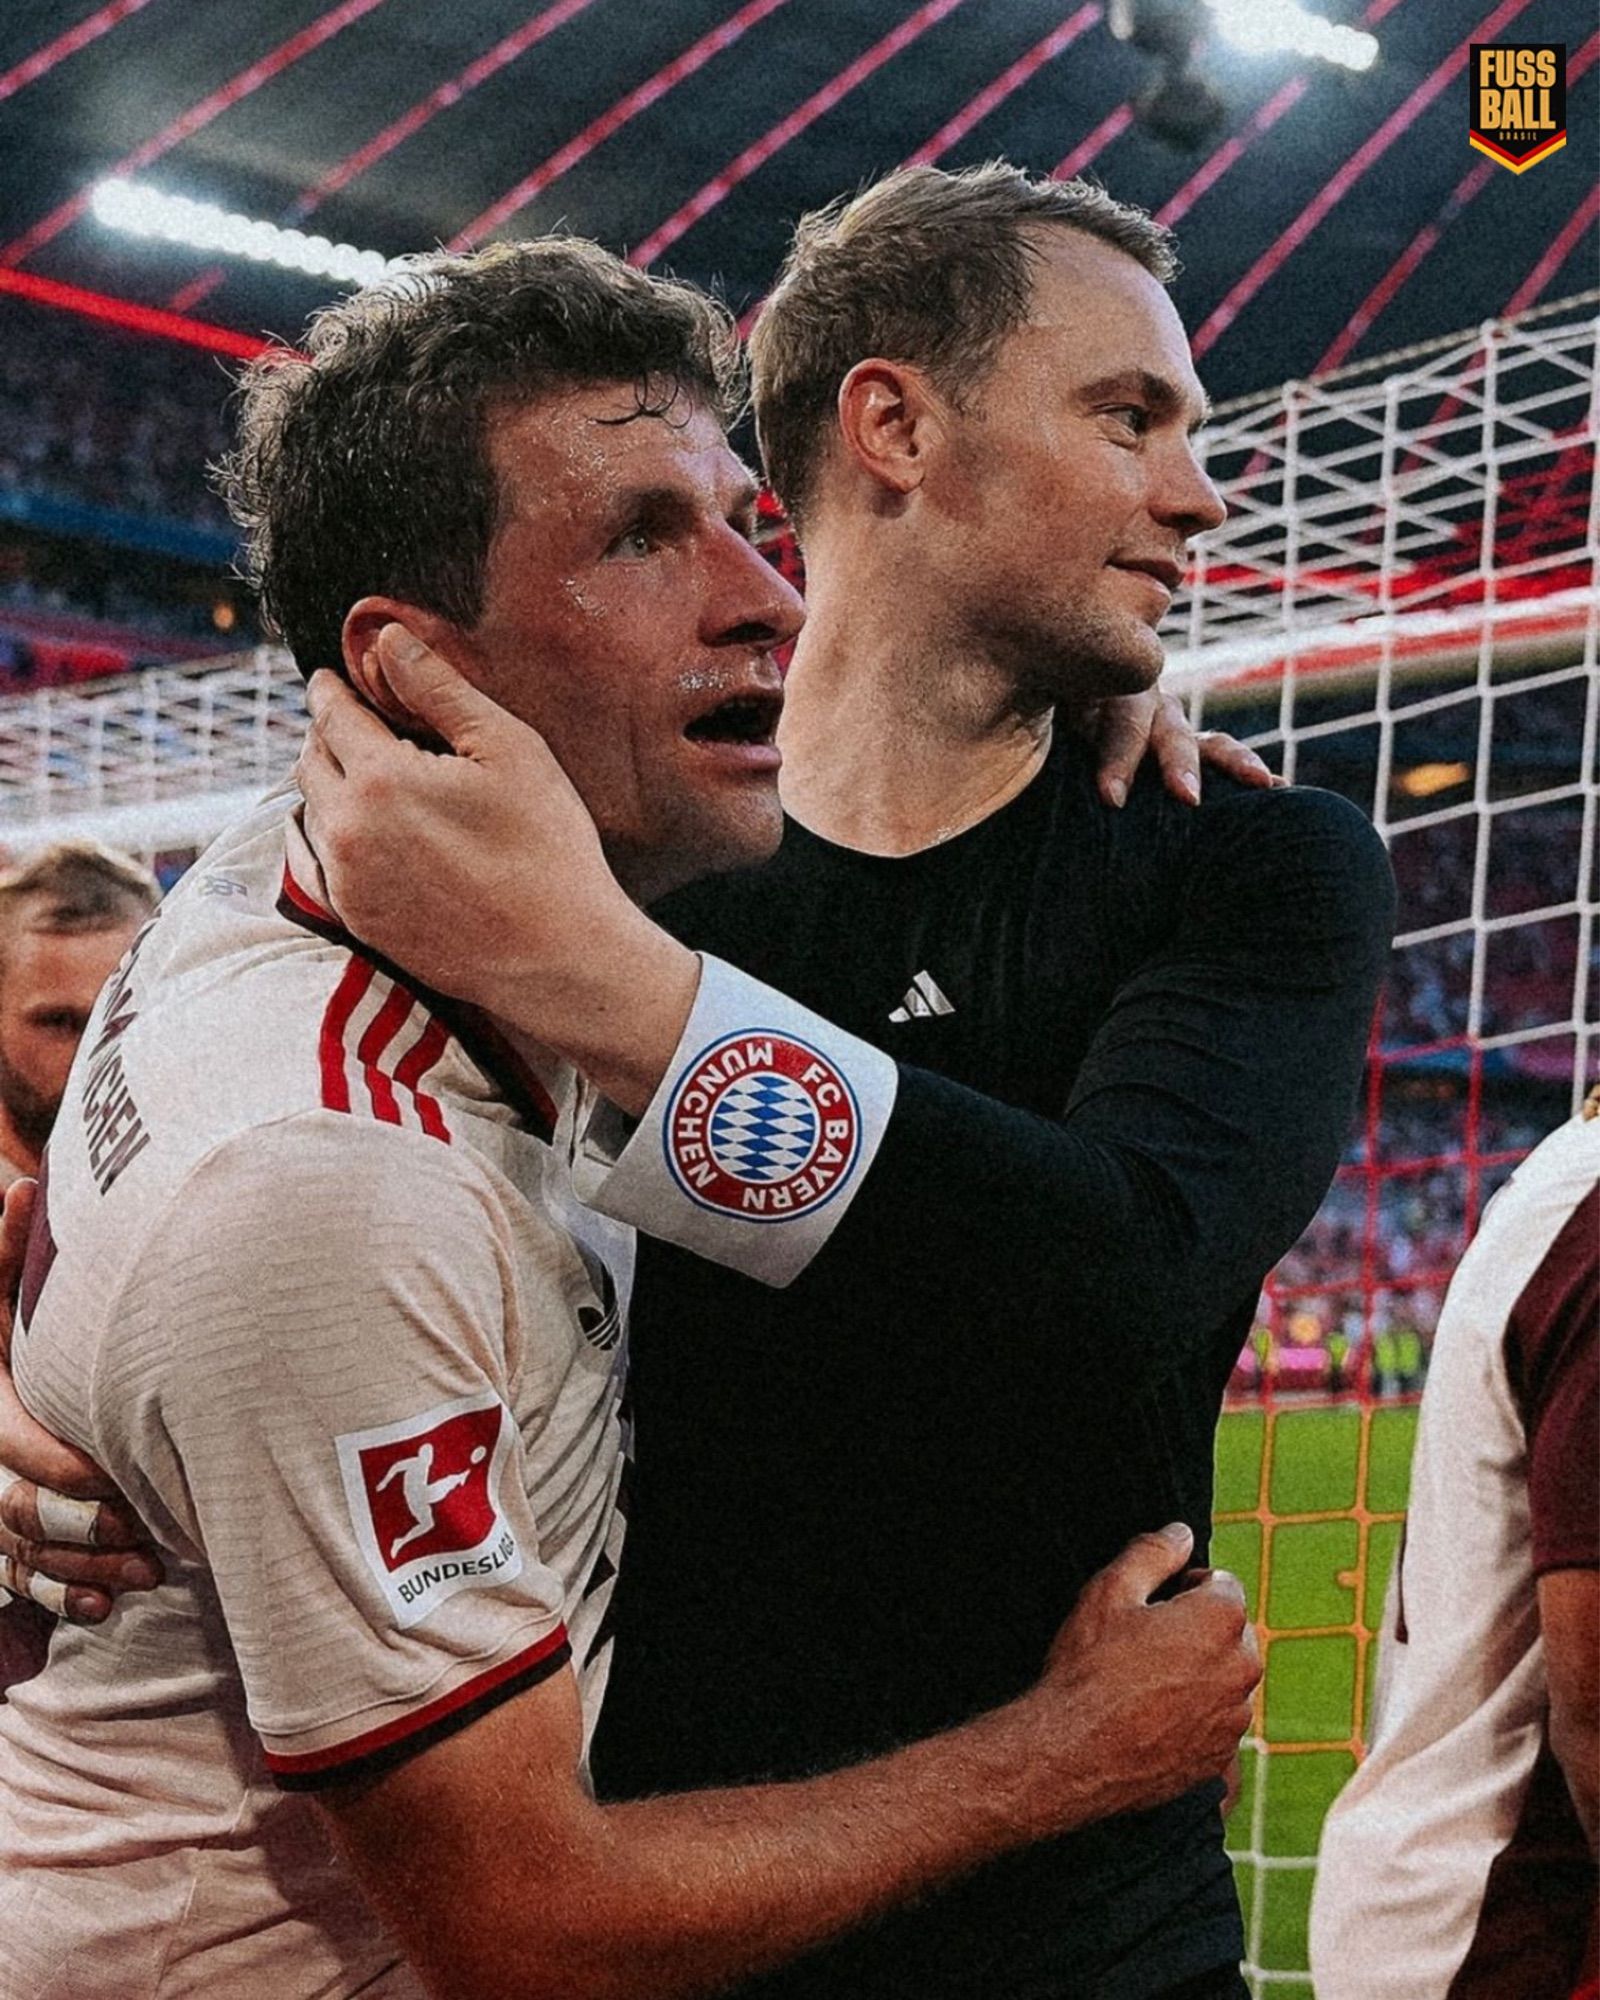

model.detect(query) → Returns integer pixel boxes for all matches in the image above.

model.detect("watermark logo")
[1470,45,1566,173]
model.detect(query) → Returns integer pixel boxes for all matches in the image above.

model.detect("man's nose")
[1156,445,1227,538]
[710,527,806,651]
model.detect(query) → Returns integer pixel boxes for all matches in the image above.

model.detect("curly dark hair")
[749,163,1178,527]
[218,238,745,675]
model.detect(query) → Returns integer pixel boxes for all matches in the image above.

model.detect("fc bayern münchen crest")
[664,1030,862,1220]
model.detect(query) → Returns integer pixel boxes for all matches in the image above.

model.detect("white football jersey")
[1310,1111,1599,1999]
[0,791,635,1997]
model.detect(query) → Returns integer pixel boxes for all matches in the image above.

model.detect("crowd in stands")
[0,299,252,677]
[0,300,234,535]
[1231,1083,1571,1397]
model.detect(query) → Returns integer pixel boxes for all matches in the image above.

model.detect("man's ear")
[340,600,467,726]
[834,359,948,503]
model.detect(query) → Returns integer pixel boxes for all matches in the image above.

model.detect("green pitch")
[1213,1400,1420,1995]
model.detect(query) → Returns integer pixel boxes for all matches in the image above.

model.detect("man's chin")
[619,802,785,908]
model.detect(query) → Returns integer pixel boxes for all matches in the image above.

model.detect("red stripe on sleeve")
[357,981,416,1125]
[393,1014,453,1143]
[263,1625,569,1781]
[319,959,374,1114]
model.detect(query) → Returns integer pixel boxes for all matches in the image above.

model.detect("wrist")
[490,898,699,1119]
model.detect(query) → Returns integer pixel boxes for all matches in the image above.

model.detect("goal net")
[0,298,1594,1997]
[1170,296,1598,1994]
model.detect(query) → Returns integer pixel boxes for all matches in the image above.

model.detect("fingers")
[368,625,504,757]
[1147,689,1204,807]
[302,669,395,772]
[0,1474,163,1625]
[1195,729,1282,791]
[1094,1521,1196,1604]
[0,1470,150,1552]
[1091,693,1157,810]
[0,1377,119,1502]
[1220,1747,1244,1819]
[2,1550,108,1624]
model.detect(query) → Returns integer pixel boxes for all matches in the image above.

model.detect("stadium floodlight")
[90,179,399,286]
[1202,0,1378,73]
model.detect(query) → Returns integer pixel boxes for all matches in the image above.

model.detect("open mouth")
[684,693,783,746]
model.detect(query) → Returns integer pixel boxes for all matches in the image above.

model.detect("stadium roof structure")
[0,0,1593,402]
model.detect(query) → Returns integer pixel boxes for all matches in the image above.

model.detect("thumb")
[1100,1522,1195,1605]
[375,624,507,758]
[0,1179,36,1367]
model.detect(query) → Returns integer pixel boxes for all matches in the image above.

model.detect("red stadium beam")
[169,0,609,308]
[1314,27,1600,373]
[734,3,1101,336]
[1191,0,1542,361]
[905,4,1101,167]
[0,0,160,106]
[628,0,975,270]
[1052,100,1133,179]
[0,266,274,360]
[1502,186,1600,317]
[452,0,795,250]
[291,0,603,221]
[1311,162,1496,375]
[2,0,396,269]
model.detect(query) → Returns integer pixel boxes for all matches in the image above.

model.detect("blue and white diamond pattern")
[708,1071,819,1183]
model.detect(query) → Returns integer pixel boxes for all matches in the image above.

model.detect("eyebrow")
[598,474,761,536]
[1077,368,1212,434]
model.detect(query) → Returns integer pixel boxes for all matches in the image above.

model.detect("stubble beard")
[992,596,1166,723]
[0,1054,58,1159]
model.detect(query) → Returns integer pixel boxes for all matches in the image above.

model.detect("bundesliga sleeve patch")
[336,1390,523,1629]
[665,1030,861,1219]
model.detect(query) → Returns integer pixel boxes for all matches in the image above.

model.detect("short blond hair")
[750,162,1177,525]
[0,840,159,938]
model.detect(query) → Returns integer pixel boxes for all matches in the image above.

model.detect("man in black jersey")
[3,168,1391,1997]
[582,168,1393,2000]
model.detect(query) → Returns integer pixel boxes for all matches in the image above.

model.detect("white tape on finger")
[24,1572,69,1618]
[36,1489,101,1547]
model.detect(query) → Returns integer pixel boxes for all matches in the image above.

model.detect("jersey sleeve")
[841,786,1394,1369]
[666,784,1389,1368]
[1506,1186,1599,1575]
[572,954,899,1286]
[98,1115,574,1791]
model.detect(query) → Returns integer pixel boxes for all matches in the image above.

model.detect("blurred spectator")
[0,843,160,1185]
[1310,1093,1598,1998]
[0,301,232,535]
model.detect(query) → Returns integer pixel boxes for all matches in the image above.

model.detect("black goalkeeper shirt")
[591,734,1395,1999]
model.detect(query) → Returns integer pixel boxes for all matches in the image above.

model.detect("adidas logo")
[889,971,955,1022]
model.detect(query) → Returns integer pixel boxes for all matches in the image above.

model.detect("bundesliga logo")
[665,1030,862,1220]
[337,1392,523,1628]
[1469,45,1566,173]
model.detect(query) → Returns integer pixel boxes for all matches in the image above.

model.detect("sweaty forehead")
[487,385,743,515]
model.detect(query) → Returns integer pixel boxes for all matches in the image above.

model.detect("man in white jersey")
[1310,1090,1598,1999]
[0,239,1259,1999]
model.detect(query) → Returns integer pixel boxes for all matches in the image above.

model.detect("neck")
[778,514,1051,856]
